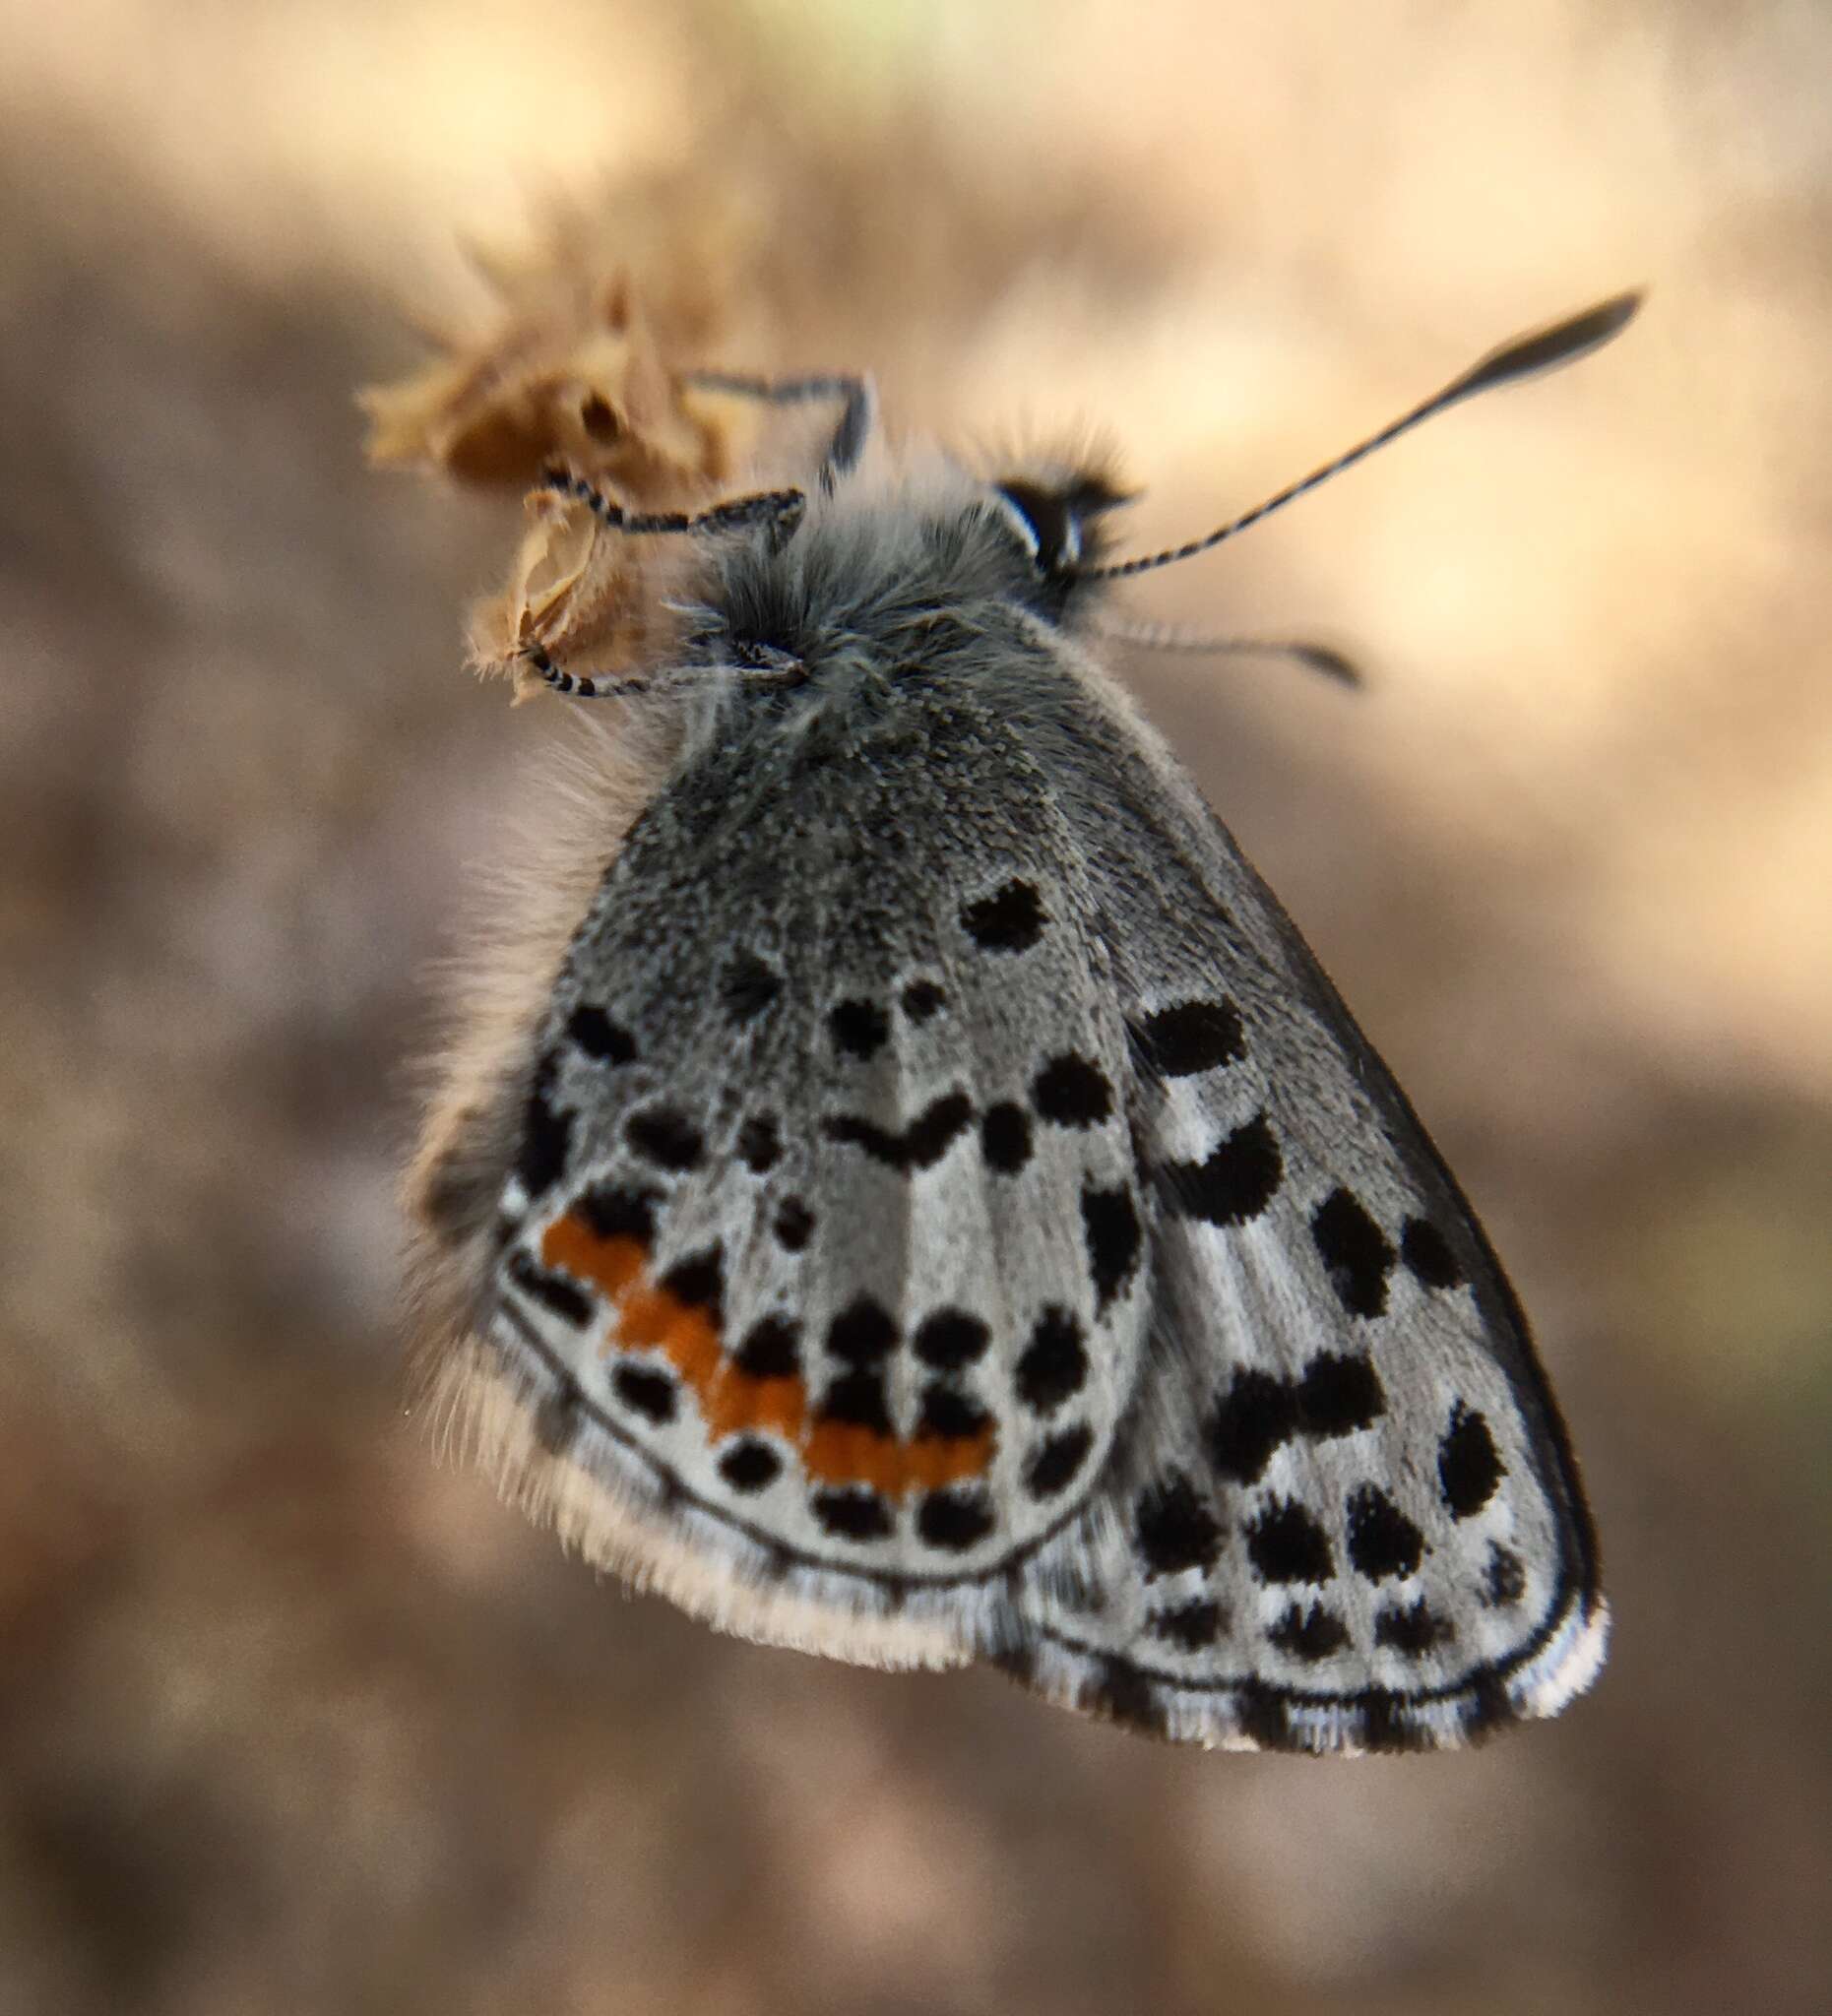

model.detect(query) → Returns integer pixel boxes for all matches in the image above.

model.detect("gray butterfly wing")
[988,655,1606,1750]
[463,639,1602,1751]
[477,681,1153,1669]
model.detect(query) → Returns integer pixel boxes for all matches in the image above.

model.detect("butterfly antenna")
[1093,613,1361,686]
[1086,292,1641,583]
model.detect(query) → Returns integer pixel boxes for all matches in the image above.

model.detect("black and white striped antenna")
[1086,292,1641,583]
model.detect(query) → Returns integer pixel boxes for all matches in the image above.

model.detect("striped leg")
[683,370,876,488]
[539,469,808,537]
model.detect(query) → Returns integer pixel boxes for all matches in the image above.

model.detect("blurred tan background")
[4,3,1829,2012]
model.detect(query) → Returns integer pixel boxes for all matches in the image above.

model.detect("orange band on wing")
[539,1210,995,1498]
[802,1417,996,1494]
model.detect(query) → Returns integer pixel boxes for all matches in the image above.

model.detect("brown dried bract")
[466,485,686,704]
[362,189,768,696]
[361,184,767,498]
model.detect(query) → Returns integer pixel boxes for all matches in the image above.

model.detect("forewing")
[474,684,1151,1664]
[994,658,1606,1750]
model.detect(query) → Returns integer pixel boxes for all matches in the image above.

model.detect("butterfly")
[404,294,1635,1752]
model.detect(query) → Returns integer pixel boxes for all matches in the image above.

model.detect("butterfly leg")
[519,639,806,701]
[681,369,876,487]
[538,468,808,539]
[517,642,653,700]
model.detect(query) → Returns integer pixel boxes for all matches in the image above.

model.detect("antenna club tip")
[1459,287,1646,398]
[1294,645,1363,688]
[1578,288,1646,341]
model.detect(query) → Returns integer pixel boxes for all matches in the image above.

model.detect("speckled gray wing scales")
[466,648,1601,1746]
[989,667,1607,1750]
[480,689,1150,1658]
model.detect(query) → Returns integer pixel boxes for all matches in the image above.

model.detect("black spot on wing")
[733,1314,800,1379]
[916,1384,990,1441]
[1207,1353,1383,1484]
[1149,1599,1226,1651]
[980,1102,1033,1172]
[1311,1187,1395,1317]
[1131,999,1244,1077]
[960,878,1046,952]
[566,1003,637,1064]
[812,1488,892,1542]
[1345,1484,1424,1583]
[1014,1306,1087,1415]
[1031,1052,1113,1127]
[612,1363,676,1423]
[737,1113,781,1172]
[818,1370,892,1435]
[576,1181,659,1242]
[917,1489,996,1552]
[774,1197,815,1251]
[627,1105,704,1172]
[1159,1114,1283,1227]
[1374,1599,1456,1654]
[913,1308,990,1371]
[830,997,890,1059]
[1134,1473,1223,1578]
[719,1439,782,1493]
[1026,1423,1094,1498]
[1438,1402,1504,1518]
[1081,1182,1142,1313]
[517,1055,571,1201]
[660,1248,723,1321]
[505,1251,593,1327]
[1402,1215,1467,1290]
[1267,1603,1350,1663]
[1297,1352,1384,1436]
[901,979,946,1021]
[1243,1497,1334,1585]
[827,1296,898,1364]
[1208,1369,1295,1484]
[825,1092,973,1171]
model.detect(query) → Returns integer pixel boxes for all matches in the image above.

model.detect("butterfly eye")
[993,479,1082,574]
[991,472,1135,579]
